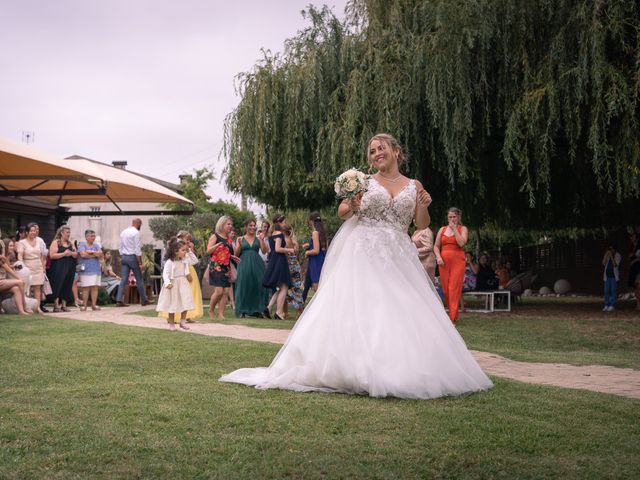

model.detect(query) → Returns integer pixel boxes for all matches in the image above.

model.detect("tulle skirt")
[220,217,493,400]
[159,265,203,319]
[156,276,195,315]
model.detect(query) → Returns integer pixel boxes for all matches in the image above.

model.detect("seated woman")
[101,250,121,303]
[475,254,498,291]
[0,254,33,315]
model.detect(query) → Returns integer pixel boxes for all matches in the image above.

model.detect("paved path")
[47,305,640,400]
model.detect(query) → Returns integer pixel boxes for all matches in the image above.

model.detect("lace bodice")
[358,177,416,232]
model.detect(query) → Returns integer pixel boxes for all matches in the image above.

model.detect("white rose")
[346,179,358,191]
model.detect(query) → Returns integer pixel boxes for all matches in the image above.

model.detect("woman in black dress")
[48,225,78,312]
[262,220,295,320]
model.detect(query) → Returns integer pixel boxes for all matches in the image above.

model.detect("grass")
[127,295,640,369]
[0,315,639,479]
[458,314,640,369]
[457,296,640,369]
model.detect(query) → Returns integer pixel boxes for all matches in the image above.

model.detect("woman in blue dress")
[262,221,294,320]
[302,212,327,302]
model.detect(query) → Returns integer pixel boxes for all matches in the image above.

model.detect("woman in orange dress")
[434,207,468,323]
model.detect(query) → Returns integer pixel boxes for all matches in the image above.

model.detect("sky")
[0,0,349,212]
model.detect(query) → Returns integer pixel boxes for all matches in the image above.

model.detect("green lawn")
[1,316,639,479]
[458,314,640,369]
[129,296,640,369]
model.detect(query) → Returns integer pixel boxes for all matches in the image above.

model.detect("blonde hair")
[215,216,232,235]
[447,207,463,219]
[282,225,299,250]
[54,225,71,242]
[368,133,406,168]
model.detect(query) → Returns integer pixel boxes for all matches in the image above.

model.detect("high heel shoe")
[274,312,285,320]
[263,308,272,319]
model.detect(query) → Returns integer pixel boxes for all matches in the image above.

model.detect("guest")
[2,237,18,264]
[258,221,271,264]
[15,226,27,242]
[234,219,269,318]
[628,231,640,311]
[411,226,436,282]
[434,207,468,323]
[283,225,304,317]
[48,225,77,312]
[495,261,511,289]
[156,239,195,331]
[476,254,498,291]
[17,223,46,308]
[171,231,202,320]
[159,230,202,321]
[0,254,32,314]
[228,229,238,311]
[262,220,294,320]
[116,218,149,307]
[32,224,50,311]
[101,250,120,302]
[77,229,103,311]
[264,214,287,317]
[3,238,32,295]
[460,252,479,313]
[602,243,622,312]
[207,216,235,319]
[302,212,328,302]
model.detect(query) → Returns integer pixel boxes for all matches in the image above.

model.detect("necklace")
[378,172,402,183]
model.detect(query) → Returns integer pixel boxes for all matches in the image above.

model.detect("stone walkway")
[47,305,640,400]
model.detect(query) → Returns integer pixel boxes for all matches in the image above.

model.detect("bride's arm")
[338,193,362,220]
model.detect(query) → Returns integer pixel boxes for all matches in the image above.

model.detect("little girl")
[156,239,195,331]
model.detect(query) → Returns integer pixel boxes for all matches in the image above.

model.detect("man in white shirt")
[116,218,149,306]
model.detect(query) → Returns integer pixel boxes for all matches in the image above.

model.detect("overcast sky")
[0,0,349,212]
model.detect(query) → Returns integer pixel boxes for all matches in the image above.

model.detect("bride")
[220,133,493,399]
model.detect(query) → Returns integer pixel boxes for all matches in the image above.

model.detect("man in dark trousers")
[116,218,149,306]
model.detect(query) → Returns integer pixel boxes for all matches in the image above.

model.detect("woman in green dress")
[234,219,270,318]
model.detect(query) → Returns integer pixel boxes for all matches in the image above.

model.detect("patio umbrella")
[0,137,193,213]
[59,155,193,211]
[0,136,107,199]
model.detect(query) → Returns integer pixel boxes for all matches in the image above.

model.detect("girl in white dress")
[156,239,195,331]
[220,133,493,399]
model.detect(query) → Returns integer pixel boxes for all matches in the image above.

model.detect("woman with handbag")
[48,225,78,312]
[78,229,103,311]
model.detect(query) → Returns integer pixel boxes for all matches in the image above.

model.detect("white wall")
[63,202,164,250]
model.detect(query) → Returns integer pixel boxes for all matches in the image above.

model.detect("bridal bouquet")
[334,168,368,199]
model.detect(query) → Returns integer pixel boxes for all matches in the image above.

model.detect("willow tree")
[223,0,639,230]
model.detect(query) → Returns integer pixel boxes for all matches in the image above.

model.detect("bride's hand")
[349,192,363,212]
[416,187,432,207]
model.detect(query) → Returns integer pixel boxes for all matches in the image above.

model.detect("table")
[463,290,511,313]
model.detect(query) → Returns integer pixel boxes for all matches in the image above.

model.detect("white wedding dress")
[220,178,493,399]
